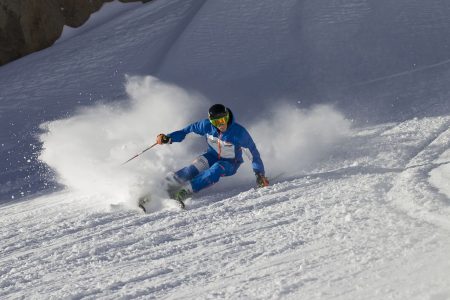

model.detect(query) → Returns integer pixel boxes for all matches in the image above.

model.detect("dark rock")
[0,0,148,66]
[58,0,107,28]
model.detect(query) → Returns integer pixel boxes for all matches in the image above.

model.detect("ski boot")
[169,183,193,209]
[164,172,183,192]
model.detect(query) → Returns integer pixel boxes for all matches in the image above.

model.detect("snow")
[1,0,450,299]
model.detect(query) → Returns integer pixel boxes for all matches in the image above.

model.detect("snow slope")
[1,0,450,299]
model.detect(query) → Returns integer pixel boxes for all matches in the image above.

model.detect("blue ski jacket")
[167,111,265,175]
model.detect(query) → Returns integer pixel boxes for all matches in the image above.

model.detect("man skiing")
[155,104,269,208]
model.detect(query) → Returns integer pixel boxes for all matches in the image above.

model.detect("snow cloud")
[39,76,207,207]
[39,76,351,206]
[249,104,352,176]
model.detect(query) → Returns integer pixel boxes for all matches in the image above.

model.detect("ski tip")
[178,200,186,210]
[138,204,147,213]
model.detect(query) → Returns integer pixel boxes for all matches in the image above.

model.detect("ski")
[138,195,151,213]
[137,194,185,213]
[175,198,186,210]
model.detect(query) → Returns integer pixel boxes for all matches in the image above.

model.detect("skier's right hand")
[156,133,171,144]
[256,173,269,188]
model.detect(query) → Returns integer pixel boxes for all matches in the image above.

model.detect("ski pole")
[121,142,158,165]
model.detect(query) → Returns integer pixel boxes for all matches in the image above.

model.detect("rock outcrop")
[0,0,149,66]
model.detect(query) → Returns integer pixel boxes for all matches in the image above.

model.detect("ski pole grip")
[157,134,171,144]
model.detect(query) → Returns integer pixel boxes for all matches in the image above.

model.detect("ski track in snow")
[387,116,450,230]
[1,120,450,299]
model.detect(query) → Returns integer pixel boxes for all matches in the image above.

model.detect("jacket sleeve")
[167,120,207,143]
[240,128,265,175]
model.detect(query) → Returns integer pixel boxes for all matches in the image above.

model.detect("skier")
[156,104,269,207]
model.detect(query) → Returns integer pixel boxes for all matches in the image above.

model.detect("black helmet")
[208,104,228,119]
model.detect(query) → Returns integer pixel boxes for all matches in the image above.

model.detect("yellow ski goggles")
[209,113,229,127]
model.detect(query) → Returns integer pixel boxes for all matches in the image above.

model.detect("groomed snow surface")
[1,0,450,299]
[2,116,450,299]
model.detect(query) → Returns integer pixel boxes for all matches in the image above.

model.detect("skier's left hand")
[256,173,269,188]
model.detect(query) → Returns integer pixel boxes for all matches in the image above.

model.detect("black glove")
[256,173,269,188]
[156,133,171,144]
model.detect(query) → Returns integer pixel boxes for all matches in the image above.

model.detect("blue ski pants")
[175,152,241,192]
